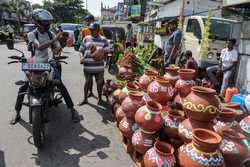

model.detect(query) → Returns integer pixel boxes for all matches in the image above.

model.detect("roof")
[190,15,241,23]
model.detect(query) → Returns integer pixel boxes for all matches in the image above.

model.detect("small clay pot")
[163,109,185,139]
[178,128,225,167]
[144,140,176,167]
[139,69,158,91]
[147,76,175,105]
[135,101,164,133]
[223,102,247,122]
[183,86,221,123]
[164,66,180,86]
[175,69,196,97]
[132,130,158,154]
[121,91,145,120]
[173,94,184,110]
[219,128,250,167]
[240,116,250,138]
[119,117,135,138]
[115,107,125,125]
[119,82,141,103]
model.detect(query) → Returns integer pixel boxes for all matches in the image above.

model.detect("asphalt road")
[0,42,134,167]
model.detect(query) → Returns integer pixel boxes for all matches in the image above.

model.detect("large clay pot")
[175,69,196,97]
[214,108,241,133]
[139,69,158,91]
[115,107,125,125]
[147,76,175,105]
[163,109,185,139]
[178,118,214,143]
[132,130,158,154]
[135,101,164,133]
[178,128,225,167]
[183,86,221,122]
[144,140,176,167]
[240,116,250,138]
[119,117,135,138]
[223,102,247,122]
[119,82,141,103]
[121,91,145,120]
[218,128,250,167]
[164,66,180,86]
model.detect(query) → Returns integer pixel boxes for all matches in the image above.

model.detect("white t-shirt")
[220,48,238,69]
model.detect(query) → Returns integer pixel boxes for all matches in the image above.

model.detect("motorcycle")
[6,39,68,148]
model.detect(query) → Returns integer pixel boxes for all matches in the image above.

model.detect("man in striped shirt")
[79,22,109,105]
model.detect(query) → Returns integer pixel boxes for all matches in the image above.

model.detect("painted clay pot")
[119,117,135,138]
[175,69,196,97]
[178,128,225,167]
[121,91,145,120]
[139,69,158,91]
[164,66,180,86]
[214,108,241,133]
[115,107,125,125]
[163,109,185,139]
[183,86,221,123]
[144,140,176,167]
[240,116,250,138]
[218,128,250,167]
[132,130,158,154]
[178,118,214,143]
[117,64,134,81]
[135,101,164,133]
[147,76,175,105]
[119,82,141,103]
[223,102,247,122]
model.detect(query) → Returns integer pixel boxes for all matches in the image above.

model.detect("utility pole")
[179,0,185,31]
[86,0,88,10]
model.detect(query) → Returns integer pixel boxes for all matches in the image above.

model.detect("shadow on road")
[0,150,6,167]
[19,103,111,167]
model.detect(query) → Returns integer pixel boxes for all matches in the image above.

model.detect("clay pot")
[175,69,196,97]
[223,102,247,122]
[178,128,225,167]
[164,66,180,86]
[147,76,175,105]
[214,108,242,133]
[183,86,221,123]
[218,128,250,167]
[117,65,134,81]
[121,91,145,120]
[132,130,158,154]
[135,101,164,133]
[240,116,250,138]
[119,82,141,103]
[178,118,214,143]
[144,140,176,167]
[163,109,185,139]
[119,117,135,138]
[174,94,184,110]
[115,107,125,125]
[139,69,158,91]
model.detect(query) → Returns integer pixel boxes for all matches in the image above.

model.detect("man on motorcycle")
[10,9,80,124]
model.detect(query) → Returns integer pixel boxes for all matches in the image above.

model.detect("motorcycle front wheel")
[31,106,44,148]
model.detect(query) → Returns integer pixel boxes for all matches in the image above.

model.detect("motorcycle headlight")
[207,52,214,59]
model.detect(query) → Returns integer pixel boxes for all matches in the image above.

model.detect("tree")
[32,3,43,9]
[0,2,10,25]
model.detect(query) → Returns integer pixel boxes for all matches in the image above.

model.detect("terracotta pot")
[121,91,145,120]
[144,140,176,167]
[117,65,134,81]
[119,117,135,138]
[240,116,250,138]
[218,128,250,167]
[178,118,214,143]
[139,69,158,91]
[214,108,242,133]
[174,94,184,110]
[119,82,141,103]
[175,69,196,97]
[147,76,175,105]
[132,130,158,154]
[223,102,246,122]
[163,109,185,139]
[135,101,164,133]
[115,107,125,125]
[164,66,180,86]
[178,128,225,167]
[183,86,221,122]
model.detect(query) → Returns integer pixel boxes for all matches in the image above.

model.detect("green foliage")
[43,0,89,23]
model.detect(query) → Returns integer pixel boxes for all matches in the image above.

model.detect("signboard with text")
[130,5,141,17]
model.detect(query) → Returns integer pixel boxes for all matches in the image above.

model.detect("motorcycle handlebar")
[8,55,21,60]
[8,61,19,64]
[55,56,68,60]
[58,60,68,64]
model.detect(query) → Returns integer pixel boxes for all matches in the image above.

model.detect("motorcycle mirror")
[6,38,14,50]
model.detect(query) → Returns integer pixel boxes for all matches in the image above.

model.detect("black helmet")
[32,9,53,28]
[84,15,94,21]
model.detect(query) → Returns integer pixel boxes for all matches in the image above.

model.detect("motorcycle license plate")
[22,63,51,71]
